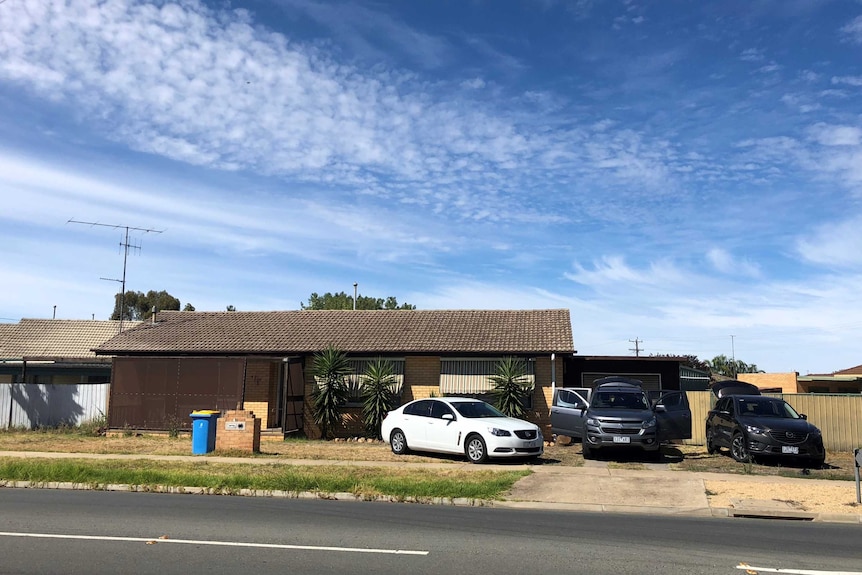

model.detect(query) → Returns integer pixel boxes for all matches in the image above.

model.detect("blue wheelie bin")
[190,410,220,454]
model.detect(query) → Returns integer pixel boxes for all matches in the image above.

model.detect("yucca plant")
[361,358,399,439]
[490,356,533,418]
[309,345,352,439]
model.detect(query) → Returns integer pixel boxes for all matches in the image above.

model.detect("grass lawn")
[0,428,856,480]
[0,457,527,500]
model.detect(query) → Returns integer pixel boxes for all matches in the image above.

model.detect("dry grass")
[0,431,855,480]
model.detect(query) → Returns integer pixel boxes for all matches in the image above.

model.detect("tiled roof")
[833,364,862,376]
[0,319,139,360]
[94,309,575,355]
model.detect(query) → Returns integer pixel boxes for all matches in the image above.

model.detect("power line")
[628,337,643,357]
[68,219,163,332]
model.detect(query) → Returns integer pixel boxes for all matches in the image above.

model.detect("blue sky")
[1,0,861,374]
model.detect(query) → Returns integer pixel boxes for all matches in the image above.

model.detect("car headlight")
[745,424,767,435]
[642,416,657,429]
[586,418,598,426]
[487,427,511,437]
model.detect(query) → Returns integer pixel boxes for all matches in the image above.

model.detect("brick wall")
[215,409,261,453]
[299,354,562,439]
[737,372,799,393]
[243,360,273,429]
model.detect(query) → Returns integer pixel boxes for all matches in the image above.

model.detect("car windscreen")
[737,397,801,419]
[591,391,649,410]
[451,401,506,418]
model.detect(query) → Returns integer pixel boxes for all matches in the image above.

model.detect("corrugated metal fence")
[685,391,862,452]
[0,383,108,429]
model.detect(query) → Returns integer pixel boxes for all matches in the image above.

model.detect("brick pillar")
[215,410,261,453]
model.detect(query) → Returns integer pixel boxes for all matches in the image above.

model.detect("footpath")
[1,451,860,524]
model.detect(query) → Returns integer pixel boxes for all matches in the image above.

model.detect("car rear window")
[591,391,649,410]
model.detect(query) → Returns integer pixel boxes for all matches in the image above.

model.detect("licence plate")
[612,436,630,444]
[781,446,799,454]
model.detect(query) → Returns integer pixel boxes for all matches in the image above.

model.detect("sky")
[1,0,861,375]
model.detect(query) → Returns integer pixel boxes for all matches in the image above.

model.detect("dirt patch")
[705,479,862,514]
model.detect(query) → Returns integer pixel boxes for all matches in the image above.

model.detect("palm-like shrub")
[490,357,532,418]
[361,358,399,439]
[309,345,352,439]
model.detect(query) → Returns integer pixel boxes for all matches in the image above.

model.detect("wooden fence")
[685,391,862,452]
[0,383,108,429]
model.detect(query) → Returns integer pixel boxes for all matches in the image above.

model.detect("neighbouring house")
[798,365,862,394]
[735,372,800,394]
[733,368,862,394]
[94,309,576,437]
[0,319,137,428]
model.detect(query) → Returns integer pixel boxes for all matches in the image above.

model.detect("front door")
[655,391,692,441]
[281,359,304,433]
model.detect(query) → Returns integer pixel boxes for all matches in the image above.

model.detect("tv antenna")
[68,219,163,332]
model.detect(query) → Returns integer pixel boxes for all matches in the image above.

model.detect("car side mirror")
[441,413,454,421]
[654,404,666,413]
[800,413,807,420]
[575,401,587,410]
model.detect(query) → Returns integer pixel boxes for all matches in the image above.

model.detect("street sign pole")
[854,448,861,504]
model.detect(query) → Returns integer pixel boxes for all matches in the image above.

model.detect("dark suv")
[550,377,692,459]
[705,387,825,467]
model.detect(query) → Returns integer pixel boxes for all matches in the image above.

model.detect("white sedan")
[380,397,543,463]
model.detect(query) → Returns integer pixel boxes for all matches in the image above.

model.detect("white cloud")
[840,15,862,44]
[831,75,862,86]
[707,248,760,278]
[808,123,862,146]
[797,215,862,268]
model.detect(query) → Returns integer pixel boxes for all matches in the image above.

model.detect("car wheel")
[389,429,409,455]
[730,432,749,463]
[809,456,825,469]
[465,434,488,464]
[582,441,593,459]
[705,427,717,455]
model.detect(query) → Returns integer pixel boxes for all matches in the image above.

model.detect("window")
[404,399,433,417]
[429,400,454,419]
[556,389,586,408]
[343,358,405,405]
[439,358,535,394]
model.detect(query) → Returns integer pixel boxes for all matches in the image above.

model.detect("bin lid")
[190,410,221,415]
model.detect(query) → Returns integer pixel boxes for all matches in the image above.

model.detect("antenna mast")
[68,219,163,332]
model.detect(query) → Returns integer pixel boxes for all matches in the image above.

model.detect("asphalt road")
[1,489,860,575]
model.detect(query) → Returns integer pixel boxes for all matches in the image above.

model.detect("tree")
[110,290,189,321]
[708,354,763,378]
[649,354,710,372]
[225,305,236,311]
[308,345,352,439]
[182,303,196,312]
[301,291,415,310]
[490,357,533,418]
[360,358,399,439]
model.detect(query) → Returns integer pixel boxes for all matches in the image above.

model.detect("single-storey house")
[0,319,136,428]
[94,309,576,437]
[735,368,862,394]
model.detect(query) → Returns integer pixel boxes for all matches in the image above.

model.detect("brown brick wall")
[300,354,561,439]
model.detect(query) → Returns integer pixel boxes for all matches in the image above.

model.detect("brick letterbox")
[215,410,261,453]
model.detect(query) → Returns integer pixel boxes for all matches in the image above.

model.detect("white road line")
[0,531,428,556]
[737,563,862,575]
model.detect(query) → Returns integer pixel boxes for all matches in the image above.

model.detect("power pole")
[68,219,163,332]
[730,335,736,378]
[629,338,643,357]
